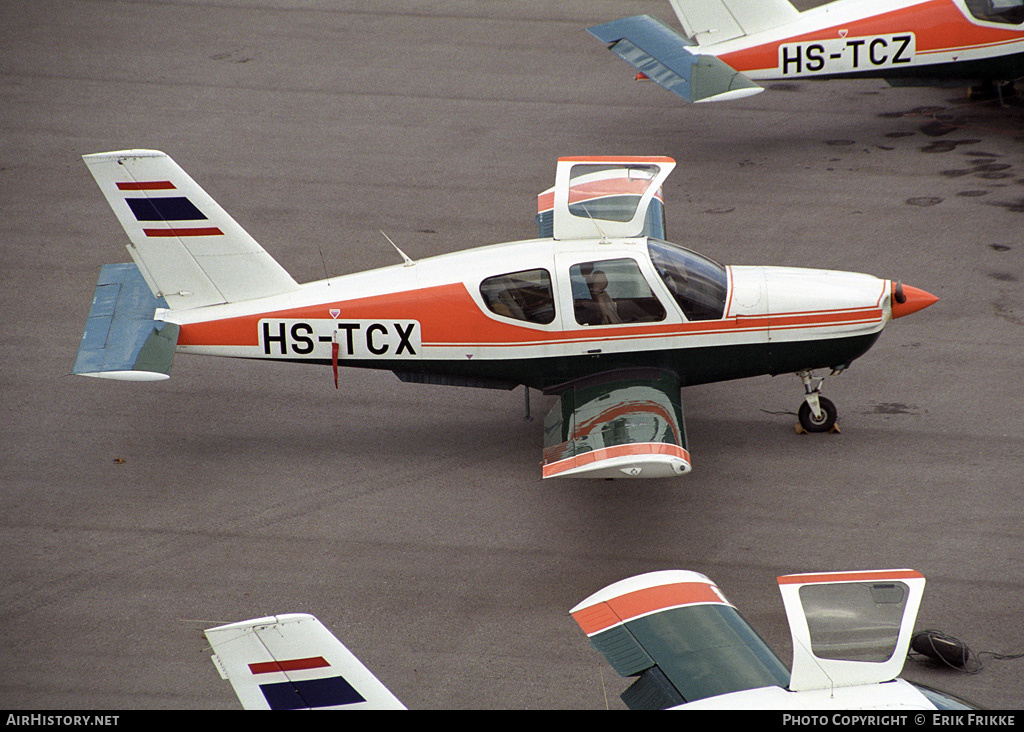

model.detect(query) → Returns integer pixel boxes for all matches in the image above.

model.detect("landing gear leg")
[796,370,839,433]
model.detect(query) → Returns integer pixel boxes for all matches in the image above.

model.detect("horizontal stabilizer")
[72,263,178,381]
[587,15,762,103]
[205,613,406,710]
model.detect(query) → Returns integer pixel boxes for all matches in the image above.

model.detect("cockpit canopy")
[963,0,1024,24]
[477,238,729,326]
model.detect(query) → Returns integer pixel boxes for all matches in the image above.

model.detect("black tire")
[798,396,838,433]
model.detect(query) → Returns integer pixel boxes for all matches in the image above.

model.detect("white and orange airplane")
[73,151,937,479]
[588,0,1024,103]
[571,568,978,709]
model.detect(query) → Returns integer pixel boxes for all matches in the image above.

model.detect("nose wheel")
[798,395,837,433]
[796,370,840,433]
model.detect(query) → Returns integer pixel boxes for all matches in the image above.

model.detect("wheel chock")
[794,423,841,435]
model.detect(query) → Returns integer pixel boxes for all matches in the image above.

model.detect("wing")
[587,15,762,103]
[541,368,691,479]
[777,569,926,692]
[204,613,406,710]
[570,570,791,709]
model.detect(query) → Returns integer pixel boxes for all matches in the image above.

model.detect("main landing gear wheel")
[798,396,837,433]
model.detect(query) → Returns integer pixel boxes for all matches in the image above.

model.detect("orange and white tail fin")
[205,613,406,710]
[83,149,299,310]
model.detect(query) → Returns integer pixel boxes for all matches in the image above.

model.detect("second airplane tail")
[667,0,799,46]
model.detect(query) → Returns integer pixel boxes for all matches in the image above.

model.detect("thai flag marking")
[116,181,176,190]
[249,656,330,675]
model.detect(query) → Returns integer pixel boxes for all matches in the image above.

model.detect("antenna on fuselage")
[380,230,416,267]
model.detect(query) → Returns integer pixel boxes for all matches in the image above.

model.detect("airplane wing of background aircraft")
[74,151,936,479]
[588,0,1024,103]
[570,569,978,710]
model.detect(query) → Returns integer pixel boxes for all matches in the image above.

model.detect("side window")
[569,258,666,326]
[965,0,1024,24]
[479,269,555,325]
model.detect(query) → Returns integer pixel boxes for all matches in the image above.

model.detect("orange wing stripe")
[542,443,690,478]
[572,581,726,636]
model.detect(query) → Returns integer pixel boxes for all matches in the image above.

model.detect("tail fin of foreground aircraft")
[205,613,406,710]
[74,149,301,380]
[82,149,299,311]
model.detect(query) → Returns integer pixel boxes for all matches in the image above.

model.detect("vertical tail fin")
[83,149,300,310]
[668,0,799,46]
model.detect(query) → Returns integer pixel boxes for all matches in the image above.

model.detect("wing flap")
[587,15,762,103]
[204,613,406,710]
[72,263,178,380]
[542,369,690,479]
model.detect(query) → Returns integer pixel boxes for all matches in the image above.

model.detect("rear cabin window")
[479,268,555,324]
[648,239,728,321]
[569,258,666,326]
[965,0,1024,24]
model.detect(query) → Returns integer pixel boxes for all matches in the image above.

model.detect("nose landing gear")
[796,370,841,434]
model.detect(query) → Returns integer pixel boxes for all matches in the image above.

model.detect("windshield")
[647,239,728,321]
[964,0,1024,24]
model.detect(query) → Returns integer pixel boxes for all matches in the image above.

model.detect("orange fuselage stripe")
[177,282,882,349]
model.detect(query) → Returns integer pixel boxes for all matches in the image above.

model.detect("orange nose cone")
[891,282,939,319]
